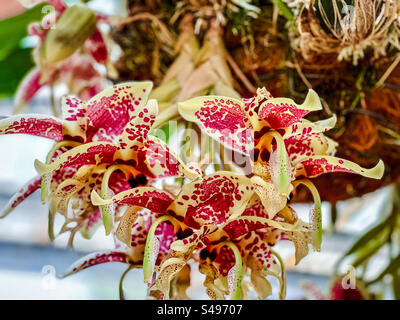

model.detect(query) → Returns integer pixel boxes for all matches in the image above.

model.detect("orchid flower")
[178,87,384,250]
[0,82,200,246]
[90,168,306,300]
[14,0,109,114]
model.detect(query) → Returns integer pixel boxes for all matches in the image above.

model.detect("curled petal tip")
[90,190,110,206]
[302,89,322,111]
[370,160,385,180]
[34,159,49,175]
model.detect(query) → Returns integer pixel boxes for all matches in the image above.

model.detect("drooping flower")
[14,0,109,114]
[0,82,200,246]
[88,168,308,300]
[178,87,384,251]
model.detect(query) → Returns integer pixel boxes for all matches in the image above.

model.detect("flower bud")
[42,3,96,64]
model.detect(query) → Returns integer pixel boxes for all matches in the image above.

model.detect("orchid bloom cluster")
[15,0,108,114]
[0,82,384,300]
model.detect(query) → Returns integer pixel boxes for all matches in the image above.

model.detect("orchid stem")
[270,248,286,300]
[119,264,135,300]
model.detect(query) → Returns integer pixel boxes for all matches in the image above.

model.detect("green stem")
[119,264,135,300]
[270,249,286,300]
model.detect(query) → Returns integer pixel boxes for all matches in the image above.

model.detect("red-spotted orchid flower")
[89,170,302,300]
[178,88,384,250]
[0,82,200,246]
[14,0,109,113]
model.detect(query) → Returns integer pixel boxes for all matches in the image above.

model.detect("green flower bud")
[42,3,96,64]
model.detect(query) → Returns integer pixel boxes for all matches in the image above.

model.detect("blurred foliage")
[0,3,47,98]
[336,181,400,299]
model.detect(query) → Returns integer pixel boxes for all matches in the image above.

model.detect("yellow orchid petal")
[297,156,385,179]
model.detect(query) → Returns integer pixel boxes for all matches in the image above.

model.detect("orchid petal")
[61,96,87,142]
[137,136,201,180]
[152,226,215,297]
[285,230,310,265]
[267,132,295,197]
[242,87,273,131]
[297,156,385,179]
[178,96,253,155]
[170,264,191,300]
[293,179,322,251]
[62,250,132,277]
[34,142,117,175]
[41,141,81,204]
[168,172,254,228]
[284,118,338,165]
[115,206,140,247]
[99,165,132,235]
[80,209,102,239]
[0,176,41,219]
[86,82,153,142]
[85,28,108,63]
[0,115,63,141]
[143,215,177,283]
[224,242,242,300]
[91,187,174,214]
[117,99,158,161]
[13,68,45,114]
[50,173,89,216]
[251,176,287,220]
[199,263,226,300]
[258,89,322,129]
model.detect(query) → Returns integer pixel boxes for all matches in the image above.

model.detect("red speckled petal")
[86,82,153,142]
[62,250,132,277]
[178,96,253,155]
[284,117,338,165]
[34,142,117,175]
[0,115,63,141]
[85,28,108,64]
[0,175,42,219]
[242,87,273,131]
[14,67,45,113]
[258,89,322,129]
[91,187,174,214]
[223,202,269,239]
[61,96,87,142]
[245,235,278,269]
[137,136,201,180]
[117,99,158,161]
[155,222,178,267]
[152,225,216,297]
[129,209,155,263]
[297,156,384,179]
[168,172,254,228]
[80,209,102,239]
